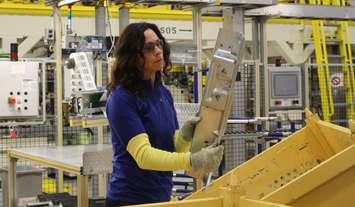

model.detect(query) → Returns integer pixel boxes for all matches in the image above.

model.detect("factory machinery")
[129,109,355,207]
[2,0,355,206]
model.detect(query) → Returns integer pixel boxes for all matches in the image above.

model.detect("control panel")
[0,61,39,117]
[269,66,303,110]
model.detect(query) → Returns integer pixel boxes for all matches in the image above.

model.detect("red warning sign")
[331,76,340,86]
[330,73,344,87]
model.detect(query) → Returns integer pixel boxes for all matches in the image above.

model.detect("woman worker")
[106,22,224,206]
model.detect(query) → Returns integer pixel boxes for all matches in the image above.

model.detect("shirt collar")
[141,78,161,91]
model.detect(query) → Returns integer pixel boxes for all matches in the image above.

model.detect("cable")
[105,0,115,60]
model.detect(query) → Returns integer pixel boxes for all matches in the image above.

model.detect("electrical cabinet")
[0,61,39,117]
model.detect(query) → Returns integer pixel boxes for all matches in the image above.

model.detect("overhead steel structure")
[245,3,355,20]
[109,0,276,6]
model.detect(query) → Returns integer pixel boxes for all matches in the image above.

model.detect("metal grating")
[174,103,200,127]
[309,63,352,127]
[222,133,258,173]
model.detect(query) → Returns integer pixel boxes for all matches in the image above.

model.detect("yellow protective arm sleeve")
[127,133,191,171]
[174,130,190,153]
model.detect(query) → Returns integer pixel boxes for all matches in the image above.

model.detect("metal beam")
[119,6,130,35]
[112,0,276,6]
[95,5,106,37]
[215,0,276,7]
[192,6,203,103]
[245,4,355,20]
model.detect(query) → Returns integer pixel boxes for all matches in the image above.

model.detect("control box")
[0,61,39,117]
[269,66,303,110]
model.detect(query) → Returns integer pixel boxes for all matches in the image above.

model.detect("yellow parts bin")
[130,109,355,207]
[42,178,72,193]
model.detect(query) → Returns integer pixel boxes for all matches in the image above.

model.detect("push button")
[8,96,16,105]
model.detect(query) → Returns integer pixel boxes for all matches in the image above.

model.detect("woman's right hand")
[188,145,224,179]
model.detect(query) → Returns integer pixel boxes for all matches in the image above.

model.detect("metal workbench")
[7,144,112,207]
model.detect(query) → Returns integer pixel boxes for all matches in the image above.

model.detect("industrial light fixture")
[58,0,81,7]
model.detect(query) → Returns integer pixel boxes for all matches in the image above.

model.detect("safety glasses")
[143,39,164,52]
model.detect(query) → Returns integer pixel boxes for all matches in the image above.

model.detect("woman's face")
[141,29,165,79]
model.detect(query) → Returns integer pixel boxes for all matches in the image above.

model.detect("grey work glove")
[180,116,201,142]
[190,130,220,153]
[188,145,224,179]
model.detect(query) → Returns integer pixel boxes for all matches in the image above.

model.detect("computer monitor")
[269,66,303,110]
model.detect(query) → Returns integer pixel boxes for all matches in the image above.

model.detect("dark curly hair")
[108,22,171,95]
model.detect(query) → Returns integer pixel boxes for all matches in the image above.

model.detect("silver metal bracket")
[190,28,244,153]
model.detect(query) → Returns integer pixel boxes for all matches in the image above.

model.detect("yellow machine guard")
[130,109,355,207]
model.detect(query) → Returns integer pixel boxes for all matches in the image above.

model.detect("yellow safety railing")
[307,0,334,122]
[333,0,355,120]
[283,0,354,122]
